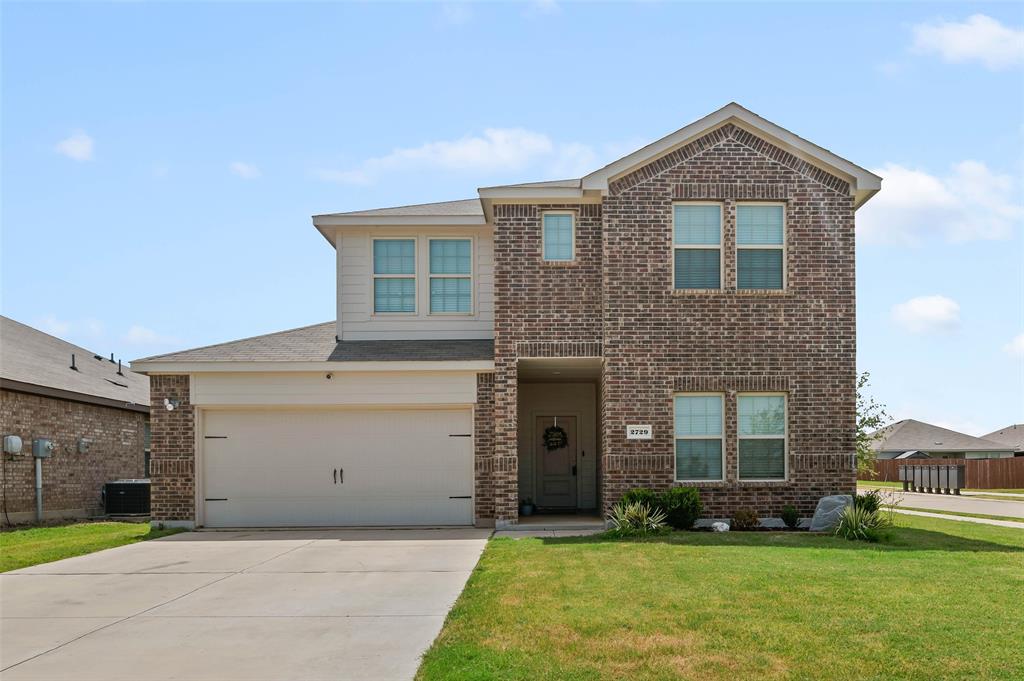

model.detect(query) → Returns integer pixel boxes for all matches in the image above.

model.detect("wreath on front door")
[543,424,568,451]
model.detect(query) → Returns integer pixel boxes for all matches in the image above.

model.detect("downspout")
[35,455,43,522]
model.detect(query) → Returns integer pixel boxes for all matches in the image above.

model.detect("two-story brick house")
[132,103,880,528]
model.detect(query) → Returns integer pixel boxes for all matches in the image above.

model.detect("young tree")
[856,372,890,478]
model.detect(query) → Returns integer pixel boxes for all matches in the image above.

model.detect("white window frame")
[541,211,576,262]
[735,202,787,291]
[736,391,789,482]
[427,236,475,316]
[673,392,726,483]
[371,236,418,315]
[671,201,724,290]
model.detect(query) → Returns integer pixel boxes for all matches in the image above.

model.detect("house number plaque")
[626,425,652,440]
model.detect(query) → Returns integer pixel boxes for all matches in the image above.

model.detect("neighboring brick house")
[1,317,149,524]
[132,103,881,529]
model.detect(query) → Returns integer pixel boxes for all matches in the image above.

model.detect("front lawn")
[418,516,1023,681]
[0,522,183,572]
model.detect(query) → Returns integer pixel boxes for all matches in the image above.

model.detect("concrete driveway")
[0,528,490,681]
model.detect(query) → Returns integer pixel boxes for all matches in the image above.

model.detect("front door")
[535,416,577,508]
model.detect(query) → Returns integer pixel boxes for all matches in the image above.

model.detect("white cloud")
[124,325,180,346]
[54,131,94,161]
[1004,332,1024,357]
[440,3,472,26]
[911,14,1024,70]
[526,0,560,16]
[858,161,1023,244]
[317,129,642,186]
[35,314,71,337]
[891,295,961,334]
[229,161,261,179]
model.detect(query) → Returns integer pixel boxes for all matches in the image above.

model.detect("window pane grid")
[675,395,724,481]
[737,249,783,290]
[373,239,415,275]
[373,278,416,313]
[737,205,784,245]
[430,277,471,313]
[674,205,721,245]
[429,239,471,274]
[738,394,786,480]
[543,214,574,261]
[674,248,721,289]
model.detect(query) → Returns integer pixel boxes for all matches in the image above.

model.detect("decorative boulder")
[809,495,854,532]
[711,521,730,532]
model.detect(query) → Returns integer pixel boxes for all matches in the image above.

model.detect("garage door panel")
[202,409,473,527]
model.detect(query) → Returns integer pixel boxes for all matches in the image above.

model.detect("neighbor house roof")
[315,198,484,219]
[981,424,1024,452]
[0,316,149,412]
[130,321,494,372]
[869,419,1012,453]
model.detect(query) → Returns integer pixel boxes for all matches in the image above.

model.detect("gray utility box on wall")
[899,464,965,494]
[32,438,56,458]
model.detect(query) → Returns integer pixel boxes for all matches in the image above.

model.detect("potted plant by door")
[519,498,535,516]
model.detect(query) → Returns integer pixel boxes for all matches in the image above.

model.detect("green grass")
[0,522,183,572]
[418,515,1023,681]
[899,507,1024,524]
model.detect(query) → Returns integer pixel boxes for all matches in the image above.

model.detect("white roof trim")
[477,186,584,200]
[131,360,495,374]
[581,102,881,208]
[313,214,486,227]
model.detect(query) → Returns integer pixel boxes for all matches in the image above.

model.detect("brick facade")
[0,389,146,524]
[494,123,857,521]
[474,372,496,524]
[148,375,195,523]
[491,203,604,523]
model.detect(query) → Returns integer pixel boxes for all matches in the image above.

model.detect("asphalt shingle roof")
[1,316,149,407]
[981,424,1024,452]
[869,419,1012,453]
[132,322,494,364]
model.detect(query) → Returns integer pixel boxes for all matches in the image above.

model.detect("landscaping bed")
[418,514,1023,681]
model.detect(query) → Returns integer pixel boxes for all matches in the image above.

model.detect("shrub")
[621,488,660,508]
[855,489,884,514]
[780,504,800,529]
[834,504,893,542]
[660,487,703,530]
[730,508,760,531]
[606,501,669,538]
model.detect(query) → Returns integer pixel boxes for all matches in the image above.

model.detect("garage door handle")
[333,468,337,484]
[339,467,343,484]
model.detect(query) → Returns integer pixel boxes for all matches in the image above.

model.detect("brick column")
[491,356,519,527]
[473,373,496,525]
[149,375,195,527]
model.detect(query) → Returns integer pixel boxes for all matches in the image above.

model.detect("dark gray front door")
[535,416,577,508]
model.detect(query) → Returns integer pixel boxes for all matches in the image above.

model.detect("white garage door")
[202,409,474,527]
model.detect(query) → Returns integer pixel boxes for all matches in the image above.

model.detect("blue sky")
[2,2,1022,435]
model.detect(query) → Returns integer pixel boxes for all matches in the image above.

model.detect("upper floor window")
[737,393,787,480]
[542,213,574,261]
[673,204,721,289]
[429,239,472,314]
[373,239,416,313]
[674,394,725,481]
[737,204,785,290]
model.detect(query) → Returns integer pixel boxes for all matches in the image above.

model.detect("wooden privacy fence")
[870,458,1024,489]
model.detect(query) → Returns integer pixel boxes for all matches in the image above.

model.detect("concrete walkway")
[0,528,490,681]
[872,489,1024,519]
[894,509,1024,530]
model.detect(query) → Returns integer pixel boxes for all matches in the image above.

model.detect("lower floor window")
[674,394,724,481]
[738,394,787,480]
